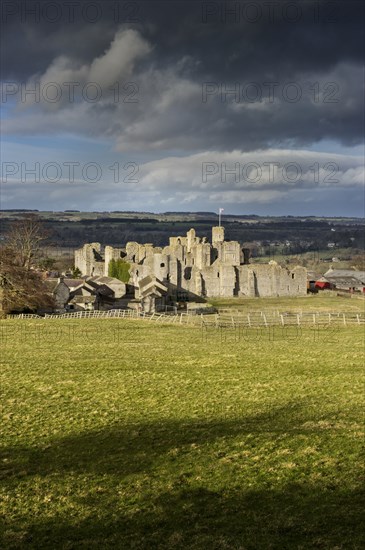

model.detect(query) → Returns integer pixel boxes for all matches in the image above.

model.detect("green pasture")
[0,308,364,548]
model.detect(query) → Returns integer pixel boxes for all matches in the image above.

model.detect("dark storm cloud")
[1,1,364,80]
[1,0,364,151]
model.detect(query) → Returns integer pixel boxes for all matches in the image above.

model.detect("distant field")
[208,294,365,312]
[1,306,364,548]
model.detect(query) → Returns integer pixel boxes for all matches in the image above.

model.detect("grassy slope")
[0,313,364,549]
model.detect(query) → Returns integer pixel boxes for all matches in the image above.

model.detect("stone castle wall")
[75,227,307,298]
[74,242,104,277]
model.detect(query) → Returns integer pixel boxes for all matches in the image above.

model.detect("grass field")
[1,302,364,549]
[208,294,365,312]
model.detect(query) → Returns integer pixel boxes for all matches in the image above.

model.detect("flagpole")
[219,208,221,227]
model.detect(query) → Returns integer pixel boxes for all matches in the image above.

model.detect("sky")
[0,0,364,216]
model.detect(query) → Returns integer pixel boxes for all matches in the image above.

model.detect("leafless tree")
[5,214,51,270]
[0,246,54,316]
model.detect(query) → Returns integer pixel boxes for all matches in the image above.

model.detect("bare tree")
[0,216,55,316]
[0,246,54,316]
[5,214,51,270]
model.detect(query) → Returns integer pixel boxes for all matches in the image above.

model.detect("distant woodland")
[0,211,364,256]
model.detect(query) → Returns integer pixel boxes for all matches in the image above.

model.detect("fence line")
[201,311,364,329]
[5,309,365,327]
[5,309,201,326]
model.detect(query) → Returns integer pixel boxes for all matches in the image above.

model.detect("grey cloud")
[1,1,364,152]
[3,50,364,152]
[1,0,364,214]
[2,1,363,81]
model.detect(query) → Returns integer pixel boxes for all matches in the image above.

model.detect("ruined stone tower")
[212,226,225,245]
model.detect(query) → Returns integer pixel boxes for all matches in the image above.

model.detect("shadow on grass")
[2,485,364,549]
[1,402,325,478]
[1,404,364,549]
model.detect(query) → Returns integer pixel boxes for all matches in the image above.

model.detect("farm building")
[307,271,322,292]
[43,276,131,313]
[315,269,365,293]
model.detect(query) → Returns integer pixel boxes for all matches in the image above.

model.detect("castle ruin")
[75,226,307,301]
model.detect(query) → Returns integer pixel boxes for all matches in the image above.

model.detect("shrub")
[108,258,130,283]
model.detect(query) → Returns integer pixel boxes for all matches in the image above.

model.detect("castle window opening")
[292,274,295,279]
[184,267,192,280]
[160,263,165,268]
